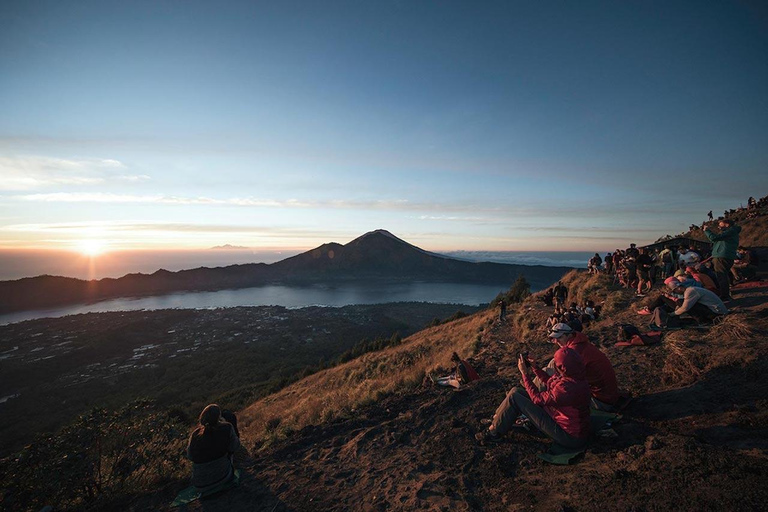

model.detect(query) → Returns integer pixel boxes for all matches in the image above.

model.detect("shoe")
[636,307,651,316]
[636,293,646,297]
[475,429,501,445]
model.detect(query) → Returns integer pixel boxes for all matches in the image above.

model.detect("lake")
[0,281,520,325]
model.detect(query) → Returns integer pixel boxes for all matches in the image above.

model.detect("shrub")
[0,400,187,511]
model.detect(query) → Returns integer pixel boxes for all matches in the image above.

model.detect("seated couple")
[477,324,619,447]
[187,404,241,492]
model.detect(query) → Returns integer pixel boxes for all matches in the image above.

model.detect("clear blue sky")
[1,0,766,254]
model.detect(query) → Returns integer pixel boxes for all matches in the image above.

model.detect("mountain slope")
[135,271,768,511]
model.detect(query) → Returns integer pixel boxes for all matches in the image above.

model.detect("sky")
[1,0,767,272]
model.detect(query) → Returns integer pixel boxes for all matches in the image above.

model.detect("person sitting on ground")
[532,323,619,411]
[637,279,728,325]
[476,348,591,448]
[431,352,479,389]
[562,310,583,332]
[732,247,757,282]
[187,404,241,492]
[686,265,718,294]
[545,313,560,331]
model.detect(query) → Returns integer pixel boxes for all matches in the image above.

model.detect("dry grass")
[705,313,757,342]
[239,309,497,446]
[661,330,705,386]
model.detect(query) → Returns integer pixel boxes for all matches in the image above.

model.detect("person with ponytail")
[186,404,241,491]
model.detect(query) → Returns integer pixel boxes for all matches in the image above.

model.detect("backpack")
[617,323,641,342]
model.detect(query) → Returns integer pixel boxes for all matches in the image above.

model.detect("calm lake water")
[0,282,520,325]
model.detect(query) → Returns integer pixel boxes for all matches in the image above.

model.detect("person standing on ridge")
[553,281,568,309]
[499,299,507,321]
[704,218,741,301]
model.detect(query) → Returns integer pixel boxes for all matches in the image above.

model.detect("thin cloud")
[0,155,144,191]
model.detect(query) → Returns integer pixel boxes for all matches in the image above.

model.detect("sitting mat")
[537,411,619,465]
[171,469,241,507]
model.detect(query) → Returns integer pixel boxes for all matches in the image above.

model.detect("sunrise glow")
[76,240,107,257]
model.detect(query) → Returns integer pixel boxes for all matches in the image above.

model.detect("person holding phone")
[476,348,591,448]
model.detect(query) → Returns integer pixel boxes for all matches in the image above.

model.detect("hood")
[554,347,587,381]
[565,331,590,347]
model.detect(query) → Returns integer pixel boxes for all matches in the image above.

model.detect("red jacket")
[566,332,619,405]
[523,348,591,439]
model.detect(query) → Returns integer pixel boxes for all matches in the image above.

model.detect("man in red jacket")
[477,348,591,448]
[534,323,619,411]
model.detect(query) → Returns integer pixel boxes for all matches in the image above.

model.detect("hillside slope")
[136,272,768,511]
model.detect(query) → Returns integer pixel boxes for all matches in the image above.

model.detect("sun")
[77,239,107,257]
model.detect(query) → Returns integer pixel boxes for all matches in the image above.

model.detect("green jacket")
[704,225,741,259]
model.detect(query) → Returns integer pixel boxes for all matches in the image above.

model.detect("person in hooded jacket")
[532,323,619,411]
[187,404,241,491]
[477,347,591,448]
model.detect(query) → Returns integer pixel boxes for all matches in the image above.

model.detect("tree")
[507,275,531,303]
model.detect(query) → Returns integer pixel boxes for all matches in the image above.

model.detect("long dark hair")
[199,404,222,434]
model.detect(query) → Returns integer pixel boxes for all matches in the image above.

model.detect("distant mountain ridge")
[0,230,571,314]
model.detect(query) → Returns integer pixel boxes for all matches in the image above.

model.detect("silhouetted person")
[187,404,240,491]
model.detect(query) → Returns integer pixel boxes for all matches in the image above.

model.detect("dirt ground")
[137,281,768,512]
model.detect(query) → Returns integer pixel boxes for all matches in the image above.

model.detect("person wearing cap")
[638,279,727,324]
[533,323,619,411]
[704,218,741,301]
[187,404,241,491]
[476,348,591,447]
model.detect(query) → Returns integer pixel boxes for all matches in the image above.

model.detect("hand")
[526,355,537,368]
[517,355,528,375]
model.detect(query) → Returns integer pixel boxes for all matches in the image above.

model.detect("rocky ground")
[135,279,768,511]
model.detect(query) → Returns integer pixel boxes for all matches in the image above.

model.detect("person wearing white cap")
[528,323,619,411]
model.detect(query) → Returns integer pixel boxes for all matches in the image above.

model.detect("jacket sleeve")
[704,227,735,242]
[673,289,695,316]
[531,365,551,384]
[521,372,557,407]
